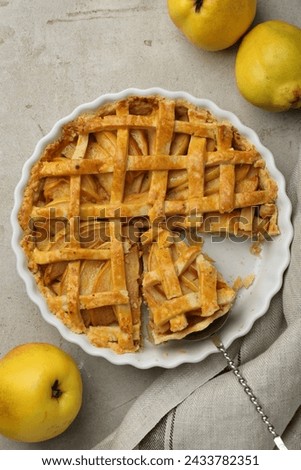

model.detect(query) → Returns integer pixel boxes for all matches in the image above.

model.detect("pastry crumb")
[250,241,262,256]
[233,273,255,291]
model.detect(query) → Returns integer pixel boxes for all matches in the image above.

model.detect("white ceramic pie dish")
[11,87,293,369]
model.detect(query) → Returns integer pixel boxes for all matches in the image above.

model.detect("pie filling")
[19,96,279,353]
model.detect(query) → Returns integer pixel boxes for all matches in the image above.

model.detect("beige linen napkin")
[93,159,301,451]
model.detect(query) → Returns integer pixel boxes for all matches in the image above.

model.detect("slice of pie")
[18,95,280,353]
[142,228,236,344]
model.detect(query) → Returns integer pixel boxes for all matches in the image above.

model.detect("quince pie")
[19,95,279,353]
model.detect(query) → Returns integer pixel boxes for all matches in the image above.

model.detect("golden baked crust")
[18,95,279,353]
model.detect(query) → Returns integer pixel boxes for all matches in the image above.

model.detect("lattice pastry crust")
[19,95,280,353]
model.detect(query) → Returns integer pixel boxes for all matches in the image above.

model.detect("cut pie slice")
[142,228,236,344]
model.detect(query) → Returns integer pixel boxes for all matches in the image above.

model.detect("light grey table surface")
[0,0,300,450]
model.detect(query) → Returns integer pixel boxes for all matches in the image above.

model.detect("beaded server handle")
[212,335,288,451]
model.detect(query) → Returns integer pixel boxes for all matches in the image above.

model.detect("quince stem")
[194,0,204,13]
[51,379,63,399]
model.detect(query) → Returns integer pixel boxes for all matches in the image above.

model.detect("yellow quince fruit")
[0,343,83,442]
[167,0,257,51]
[235,20,301,112]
